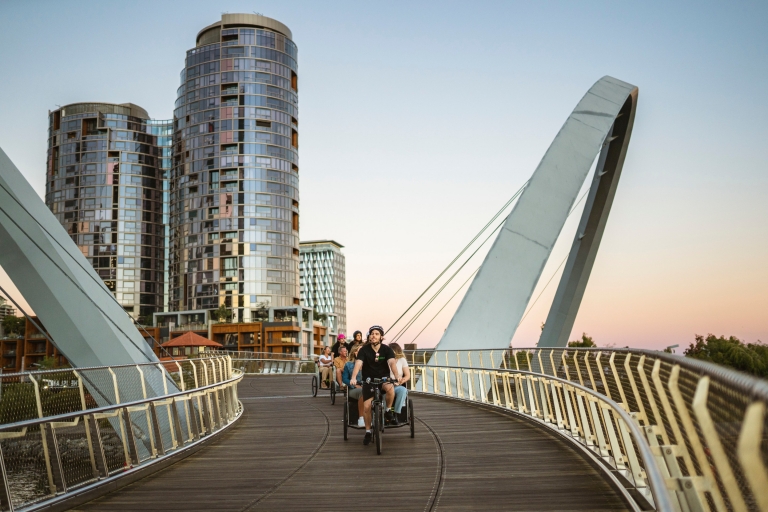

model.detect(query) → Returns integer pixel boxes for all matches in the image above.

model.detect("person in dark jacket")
[331,333,350,358]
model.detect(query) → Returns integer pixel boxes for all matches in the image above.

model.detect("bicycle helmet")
[368,325,384,337]
[337,333,346,341]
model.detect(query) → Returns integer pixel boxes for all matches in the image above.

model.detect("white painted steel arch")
[0,147,157,367]
[435,76,638,352]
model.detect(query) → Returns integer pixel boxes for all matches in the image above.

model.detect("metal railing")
[0,355,242,511]
[225,352,315,375]
[407,348,768,512]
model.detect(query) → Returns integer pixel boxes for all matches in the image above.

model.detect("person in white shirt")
[388,342,410,415]
[318,346,334,388]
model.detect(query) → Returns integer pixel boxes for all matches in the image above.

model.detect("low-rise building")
[1,316,68,373]
[160,331,222,358]
[151,306,336,357]
[299,240,347,334]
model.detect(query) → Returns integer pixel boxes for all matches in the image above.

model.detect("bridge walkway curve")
[77,375,628,511]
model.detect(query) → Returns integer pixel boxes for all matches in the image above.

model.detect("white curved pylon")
[0,147,158,367]
[435,76,639,352]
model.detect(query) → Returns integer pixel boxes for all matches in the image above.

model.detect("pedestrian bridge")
[0,348,765,512]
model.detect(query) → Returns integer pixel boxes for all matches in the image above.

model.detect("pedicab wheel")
[379,406,386,433]
[331,383,336,405]
[409,399,415,438]
[373,403,382,455]
[311,375,318,397]
[343,401,349,440]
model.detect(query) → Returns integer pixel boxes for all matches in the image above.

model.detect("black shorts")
[362,379,392,401]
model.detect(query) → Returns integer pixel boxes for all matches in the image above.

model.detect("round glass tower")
[170,14,300,321]
[45,102,167,320]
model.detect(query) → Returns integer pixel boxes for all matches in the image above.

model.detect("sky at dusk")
[0,1,766,351]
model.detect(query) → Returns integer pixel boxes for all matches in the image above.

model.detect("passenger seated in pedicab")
[341,344,365,427]
[332,346,348,390]
[331,333,350,358]
[318,346,334,389]
[388,342,410,417]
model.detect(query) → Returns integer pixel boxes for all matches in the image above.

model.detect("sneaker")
[357,417,365,428]
[363,432,372,445]
[385,409,398,425]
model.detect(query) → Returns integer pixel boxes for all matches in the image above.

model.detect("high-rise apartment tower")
[170,14,300,322]
[300,240,346,333]
[46,103,168,319]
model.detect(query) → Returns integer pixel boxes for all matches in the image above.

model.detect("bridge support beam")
[0,147,157,367]
[435,76,638,354]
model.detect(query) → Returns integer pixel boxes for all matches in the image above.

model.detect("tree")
[684,334,768,378]
[1,316,25,337]
[211,305,232,323]
[568,332,596,348]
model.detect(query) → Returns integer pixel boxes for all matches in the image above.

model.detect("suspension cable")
[386,180,529,334]
[407,266,480,345]
[402,185,592,345]
[390,217,506,344]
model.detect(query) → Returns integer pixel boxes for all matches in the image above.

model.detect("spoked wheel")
[331,383,336,405]
[379,405,386,433]
[343,401,349,440]
[311,375,318,397]
[373,403,383,455]
[409,399,415,438]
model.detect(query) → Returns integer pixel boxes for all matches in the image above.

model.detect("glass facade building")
[46,103,167,319]
[299,240,346,334]
[170,14,300,322]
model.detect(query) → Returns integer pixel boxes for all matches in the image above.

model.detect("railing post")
[73,370,99,479]
[122,407,140,466]
[549,381,564,429]
[561,350,571,381]
[562,385,580,438]
[584,352,597,392]
[0,440,14,512]
[29,374,59,495]
[86,413,109,478]
[135,365,156,457]
[156,363,176,449]
[608,352,628,409]
[572,351,584,387]
[174,361,193,443]
[575,392,594,446]
[737,402,768,512]
[148,403,165,456]
[170,398,186,448]
[107,368,131,467]
[623,354,649,427]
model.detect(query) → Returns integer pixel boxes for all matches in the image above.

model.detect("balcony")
[170,323,208,333]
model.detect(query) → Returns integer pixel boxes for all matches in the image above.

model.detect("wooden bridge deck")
[76,375,628,511]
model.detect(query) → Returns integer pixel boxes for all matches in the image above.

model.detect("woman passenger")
[388,342,410,415]
[318,346,334,389]
[342,344,365,427]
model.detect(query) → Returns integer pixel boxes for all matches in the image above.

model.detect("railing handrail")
[411,363,672,511]
[404,346,768,400]
[0,368,243,433]
[0,354,224,379]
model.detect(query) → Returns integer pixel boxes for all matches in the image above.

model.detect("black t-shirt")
[358,343,396,380]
